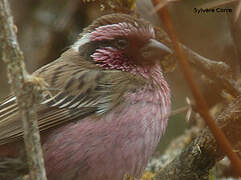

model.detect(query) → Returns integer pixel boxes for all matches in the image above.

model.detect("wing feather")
[0,51,146,145]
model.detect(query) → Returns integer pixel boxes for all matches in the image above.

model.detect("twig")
[146,126,200,173]
[170,106,189,117]
[152,0,241,176]
[180,45,240,96]
[153,95,241,179]
[0,1,47,180]
[138,0,239,94]
[155,28,240,96]
[150,0,180,14]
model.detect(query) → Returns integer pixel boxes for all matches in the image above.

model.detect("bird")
[0,13,172,180]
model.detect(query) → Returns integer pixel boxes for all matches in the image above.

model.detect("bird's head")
[72,13,173,74]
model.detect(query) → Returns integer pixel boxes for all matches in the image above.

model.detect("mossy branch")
[153,95,241,180]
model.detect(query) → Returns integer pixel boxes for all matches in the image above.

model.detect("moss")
[141,171,155,180]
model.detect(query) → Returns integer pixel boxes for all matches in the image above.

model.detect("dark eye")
[115,39,129,49]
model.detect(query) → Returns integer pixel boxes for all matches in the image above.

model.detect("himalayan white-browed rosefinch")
[0,13,172,180]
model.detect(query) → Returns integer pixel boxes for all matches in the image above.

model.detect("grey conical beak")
[141,39,172,60]
[140,39,176,72]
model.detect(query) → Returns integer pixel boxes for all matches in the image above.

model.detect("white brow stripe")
[72,33,91,52]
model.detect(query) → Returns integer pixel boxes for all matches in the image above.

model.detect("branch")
[0,1,47,180]
[155,26,241,97]
[153,95,241,179]
[139,0,240,95]
[155,4,241,175]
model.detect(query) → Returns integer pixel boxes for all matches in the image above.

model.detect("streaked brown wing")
[0,51,145,145]
[0,101,96,145]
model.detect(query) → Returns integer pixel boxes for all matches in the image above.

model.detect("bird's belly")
[43,100,167,180]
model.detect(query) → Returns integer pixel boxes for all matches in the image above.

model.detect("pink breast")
[43,79,170,180]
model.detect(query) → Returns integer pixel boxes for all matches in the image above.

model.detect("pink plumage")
[43,65,170,180]
[0,13,172,180]
[91,47,134,71]
[90,22,155,41]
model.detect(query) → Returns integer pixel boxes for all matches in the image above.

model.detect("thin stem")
[0,0,47,179]
[152,0,241,176]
